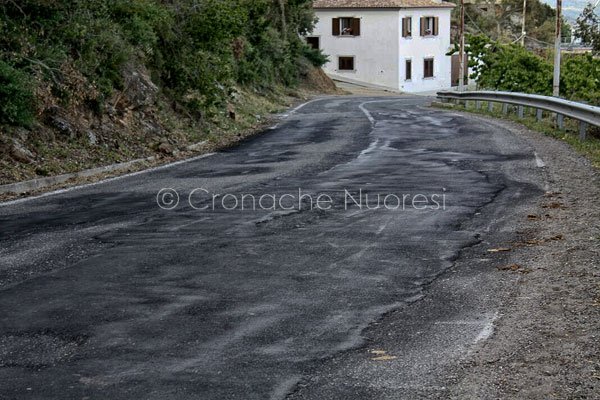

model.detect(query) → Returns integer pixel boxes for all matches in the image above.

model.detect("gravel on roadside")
[448,113,600,399]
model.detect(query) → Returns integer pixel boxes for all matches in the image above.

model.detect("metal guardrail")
[436,90,600,140]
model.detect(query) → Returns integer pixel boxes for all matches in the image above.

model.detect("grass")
[439,100,600,169]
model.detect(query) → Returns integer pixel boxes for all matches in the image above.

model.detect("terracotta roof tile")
[313,0,455,8]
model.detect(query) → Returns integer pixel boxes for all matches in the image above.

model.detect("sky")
[539,0,596,22]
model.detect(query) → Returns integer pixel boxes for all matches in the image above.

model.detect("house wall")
[398,9,452,92]
[312,8,453,92]
[312,10,400,90]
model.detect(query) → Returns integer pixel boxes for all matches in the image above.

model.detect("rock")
[14,128,29,142]
[122,64,159,109]
[10,140,35,163]
[106,105,117,116]
[157,142,174,156]
[229,88,241,100]
[45,105,60,116]
[142,120,163,136]
[49,116,74,137]
[186,141,207,152]
[87,131,97,145]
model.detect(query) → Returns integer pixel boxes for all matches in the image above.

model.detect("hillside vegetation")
[0,0,332,184]
[454,0,571,44]
[460,35,600,105]
[450,0,600,107]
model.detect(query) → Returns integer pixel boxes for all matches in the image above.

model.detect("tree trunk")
[277,0,287,40]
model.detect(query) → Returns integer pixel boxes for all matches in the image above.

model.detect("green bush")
[465,35,552,95]
[0,0,323,125]
[0,60,34,127]
[462,34,600,106]
[561,54,600,105]
[302,46,329,67]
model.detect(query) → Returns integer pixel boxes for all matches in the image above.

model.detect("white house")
[309,0,455,92]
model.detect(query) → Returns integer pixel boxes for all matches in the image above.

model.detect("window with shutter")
[405,59,412,80]
[402,17,412,38]
[338,56,355,71]
[332,18,340,36]
[424,58,434,78]
[333,17,361,37]
[340,18,353,35]
[421,17,438,36]
[352,18,360,36]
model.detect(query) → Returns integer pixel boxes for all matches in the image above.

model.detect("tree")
[575,3,600,54]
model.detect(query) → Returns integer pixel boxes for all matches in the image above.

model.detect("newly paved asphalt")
[0,96,543,399]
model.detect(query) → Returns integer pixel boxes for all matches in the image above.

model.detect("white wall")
[398,9,452,92]
[312,10,400,90]
[312,8,453,92]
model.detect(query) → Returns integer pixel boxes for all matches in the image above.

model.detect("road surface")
[0,96,544,399]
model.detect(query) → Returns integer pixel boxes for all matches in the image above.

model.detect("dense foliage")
[561,54,600,104]
[464,35,553,95]
[458,35,600,105]
[0,60,34,126]
[0,0,326,126]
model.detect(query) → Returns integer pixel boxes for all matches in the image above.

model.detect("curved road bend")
[0,96,543,399]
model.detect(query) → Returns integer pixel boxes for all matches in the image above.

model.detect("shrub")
[302,46,329,67]
[0,0,323,124]
[561,54,600,105]
[0,60,34,127]
[465,35,552,94]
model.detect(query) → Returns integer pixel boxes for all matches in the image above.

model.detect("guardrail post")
[476,101,482,110]
[579,121,588,140]
[557,114,564,130]
[518,106,524,118]
[487,102,494,112]
[502,104,508,115]
[536,109,543,121]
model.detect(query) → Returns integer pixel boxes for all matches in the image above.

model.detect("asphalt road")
[0,96,544,399]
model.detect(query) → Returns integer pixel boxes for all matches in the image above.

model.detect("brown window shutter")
[352,18,361,36]
[332,18,340,36]
[402,18,407,37]
[433,17,439,35]
[420,17,425,36]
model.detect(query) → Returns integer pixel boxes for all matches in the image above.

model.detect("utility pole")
[521,0,527,46]
[458,0,465,91]
[553,0,561,96]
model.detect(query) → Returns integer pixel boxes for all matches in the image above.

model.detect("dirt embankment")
[0,64,339,188]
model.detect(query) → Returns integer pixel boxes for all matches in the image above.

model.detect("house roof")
[313,0,455,9]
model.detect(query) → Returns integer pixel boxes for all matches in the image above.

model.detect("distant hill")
[539,0,589,22]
